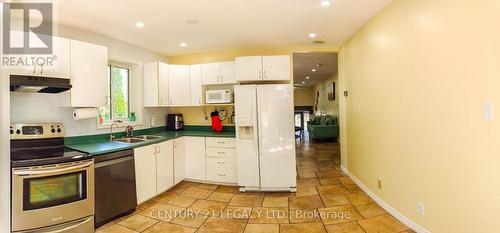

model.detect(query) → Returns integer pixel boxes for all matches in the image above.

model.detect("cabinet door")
[40,36,71,78]
[5,30,42,75]
[143,62,159,107]
[219,61,236,84]
[235,56,262,81]
[158,62,169,106]
[202,63,220,85]
[156,140,174,193]
[68,40,108,107]
[190,65,203,106]
[184,137,206,181]
[173,137,186,184]
[134,145,157,204]
[169,65,191,106]
[262,55,291,81]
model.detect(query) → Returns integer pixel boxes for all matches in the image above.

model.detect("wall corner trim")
[340,165,431,233]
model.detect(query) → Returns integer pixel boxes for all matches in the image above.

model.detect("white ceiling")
[293,52,337,87]
[53,0,394,56]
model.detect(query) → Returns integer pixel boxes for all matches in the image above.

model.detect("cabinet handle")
[40,65,44,74]
[263,70,266,80]
[218,174,226,177]
[217,151,226,154]
[33,64,36,74]
[159,99,162,105]
[217,161,226,164]
[157,145,161,154]
[220,74,223,83]
[258,70,261,79]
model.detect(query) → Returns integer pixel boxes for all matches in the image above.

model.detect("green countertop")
[65,126,235,156]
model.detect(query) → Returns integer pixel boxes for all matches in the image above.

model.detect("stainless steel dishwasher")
[94,149,137,227]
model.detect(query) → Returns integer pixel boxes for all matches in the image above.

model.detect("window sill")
[96,121,143,130]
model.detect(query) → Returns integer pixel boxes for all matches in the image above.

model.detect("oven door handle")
[13,161,93,176]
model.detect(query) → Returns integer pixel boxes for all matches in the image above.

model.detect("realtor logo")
[2,3,53,55]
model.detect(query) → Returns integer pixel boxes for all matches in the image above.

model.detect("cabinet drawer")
[207,157,235,168]
[206,147,236,158]
[206,137,235,148]
[207,166,237,183]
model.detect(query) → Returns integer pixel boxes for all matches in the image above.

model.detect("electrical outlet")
[377,180,382,189]
[417,203,425,215]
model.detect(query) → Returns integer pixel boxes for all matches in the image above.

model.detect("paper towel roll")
[73,108,99,120]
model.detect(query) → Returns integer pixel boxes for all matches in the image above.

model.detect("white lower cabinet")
[206,137,237,183]
[174,137,186,184]
[185,137,206,181]
[134,144,158,204]
[156,140,174,193]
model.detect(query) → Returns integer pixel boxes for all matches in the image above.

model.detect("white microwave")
[206,90,233,104]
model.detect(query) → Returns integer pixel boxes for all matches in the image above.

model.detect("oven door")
[12,159,94,232]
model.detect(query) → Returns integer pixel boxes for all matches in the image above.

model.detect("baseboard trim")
[340,165,431,233]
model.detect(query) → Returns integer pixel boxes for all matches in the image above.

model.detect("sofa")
[307,115,339,141]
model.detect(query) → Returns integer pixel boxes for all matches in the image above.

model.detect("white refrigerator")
[235,84,297,192]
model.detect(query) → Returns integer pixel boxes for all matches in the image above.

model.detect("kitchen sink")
[113,138,147,144]
[132,135,163,140]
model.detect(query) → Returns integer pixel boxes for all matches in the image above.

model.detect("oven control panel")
[10,123,65,140]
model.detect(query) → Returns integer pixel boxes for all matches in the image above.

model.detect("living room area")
[293,52,339,144]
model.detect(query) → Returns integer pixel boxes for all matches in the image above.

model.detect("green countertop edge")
[65,125,236,156]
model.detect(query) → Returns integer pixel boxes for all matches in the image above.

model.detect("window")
[99,64,130,122]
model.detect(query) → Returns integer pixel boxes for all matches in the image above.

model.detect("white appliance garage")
[235,84,297,192]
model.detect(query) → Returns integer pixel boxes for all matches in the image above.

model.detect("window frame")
[100,62,131,124]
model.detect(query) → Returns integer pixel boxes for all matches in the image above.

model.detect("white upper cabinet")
[235,55,291,82]
[40,36,71,78]
[202,61,236,85]
[201,63,220,85]
[168,65,191,106]
[59,39,107,107]
[158,62,169,106]
[143,62,160,107]
[190,65,203,106]
[262,55,291,81]
[219,61,236,84]
[235,56,263,81]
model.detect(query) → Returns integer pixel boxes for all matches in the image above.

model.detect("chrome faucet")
[109,120,123,141]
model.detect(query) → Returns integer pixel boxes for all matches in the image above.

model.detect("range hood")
[10,75,72,94]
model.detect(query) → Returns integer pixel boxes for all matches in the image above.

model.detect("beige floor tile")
[317,185,349,197]
[137,199,159,211]
[208,192,235,202]
[318,205,363,225]
[345,193,374,206]
[179,186,214,199]
[139,203,186,222]
[358,214,409,233]
[142,222,196,233]
[262,196,289,208]
[345,184,363,193]
[249,207,289,224]
[297,178,321,187]
[244,224,280,233]
[167,195,197,207]
[197,218,247,233]
[221,206,253,219]
[320,194,350,207]
[197,183,219,191]
[319,178,342,186]
[355,203,387,218]
[171,212,209,228]
[325,221,366,233]
[279,222,327,233]
[289,195,324,209]
[229,194,264,207]
[299,172,317,179]
[296,185,319,197]
[152,191,177,203]
[214,185,241,193]
[95,223,138,233]
[186,200,227,217]
[338,177,355,186]
[289,208,321,223]
[117,214,158,232]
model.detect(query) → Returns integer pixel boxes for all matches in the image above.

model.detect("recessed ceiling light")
[320,0,331,7]
[135,22,144,28]
[312,69,317,72]
[302,81,306,84]
[308,33,317,38]
[306,76,310,79]
[180,42,187,47]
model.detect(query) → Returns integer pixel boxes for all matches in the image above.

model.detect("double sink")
[113,135,163,144]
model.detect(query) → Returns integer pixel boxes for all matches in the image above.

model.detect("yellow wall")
[313,72,339,116]
[340,0,500,232]
[294,88,314,107]
[170,106,234,126]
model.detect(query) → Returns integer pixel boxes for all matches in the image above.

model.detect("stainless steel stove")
[10,123,94,233]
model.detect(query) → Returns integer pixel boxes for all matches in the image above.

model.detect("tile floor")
[96,140,414,233]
